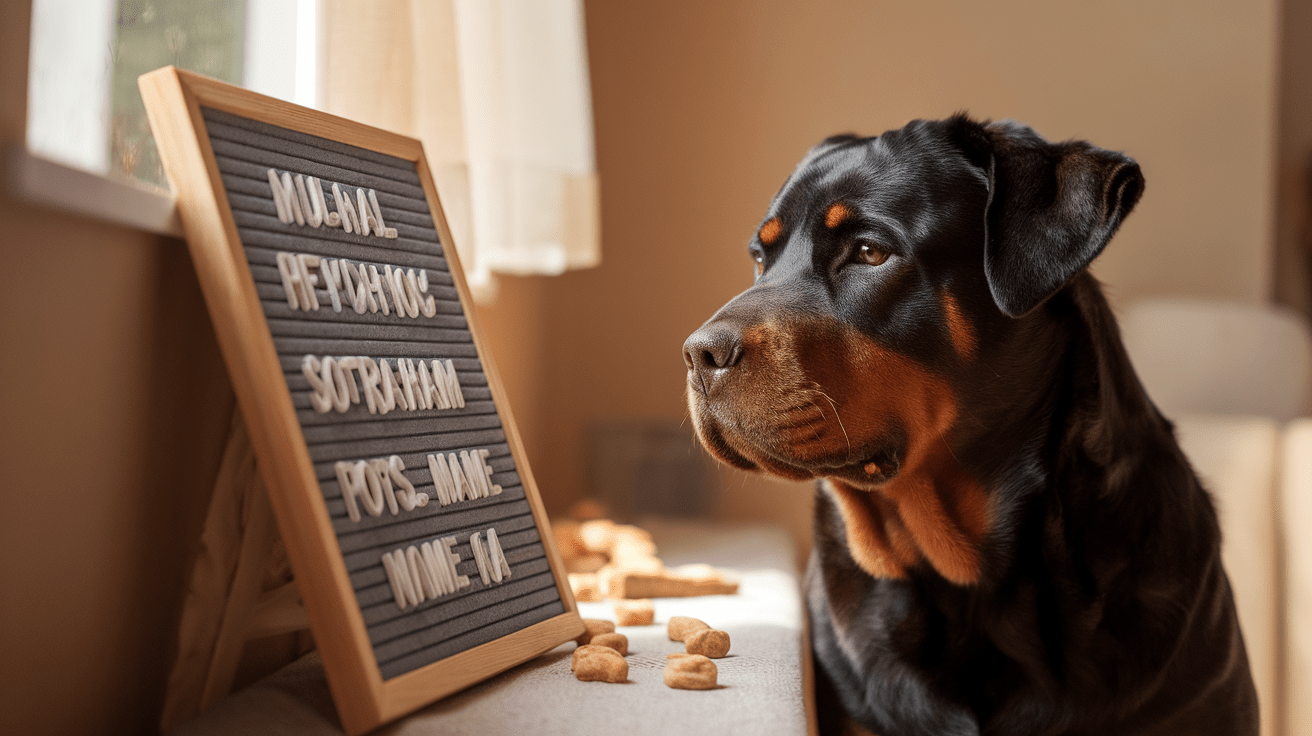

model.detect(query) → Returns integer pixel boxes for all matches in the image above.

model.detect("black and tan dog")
[682,115,1258,735]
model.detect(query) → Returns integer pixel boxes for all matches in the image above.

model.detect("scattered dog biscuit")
[550,514,738,600]
[568,573,602,602]
[571,644,609,671]
[591,632,629,656]
[552,513,738,690]
[576,618,615,646]
[566,553,608,574]
[572,645,628,683]
[667,616,708,641]
[579,519,618,553]
[607,569,738,599]
[672,563,717,579]
[667,616,731,658]
[553,519,588,558]
[663,653,717,690]
[685,628,731,658]
[611,534,657,561]
[613,598,655,626]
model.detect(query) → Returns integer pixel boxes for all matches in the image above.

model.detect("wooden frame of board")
[139,67,582,735]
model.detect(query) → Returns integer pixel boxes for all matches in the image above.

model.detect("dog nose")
[683,324,745,393]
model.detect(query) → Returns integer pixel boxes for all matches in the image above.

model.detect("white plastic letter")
[302,355,334,413]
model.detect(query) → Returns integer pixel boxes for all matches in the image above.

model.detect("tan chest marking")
[827,461,990,586]
[822,333,991,584]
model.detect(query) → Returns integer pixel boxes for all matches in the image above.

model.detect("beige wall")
[0,195,235,736]
[1,4,232,734]
[1,8,235,736]
[522,0,1283,550]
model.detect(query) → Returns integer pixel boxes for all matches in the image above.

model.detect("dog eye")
[856,243,890,267]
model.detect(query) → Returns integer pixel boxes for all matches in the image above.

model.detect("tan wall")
[0,12,230,736]
[1274,0,1312,315]
[0,195,235,736]
[0,4,232,734]
[523,0,1282,552]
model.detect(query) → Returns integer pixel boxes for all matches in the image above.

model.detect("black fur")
[683,115,1257,735]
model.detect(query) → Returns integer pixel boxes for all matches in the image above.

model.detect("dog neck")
[823,273,1173,588]
[823,451,990,585]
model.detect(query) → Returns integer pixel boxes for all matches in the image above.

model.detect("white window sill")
[1,144,505,304]
[3,143,183,238]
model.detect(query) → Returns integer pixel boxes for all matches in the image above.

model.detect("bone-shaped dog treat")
[590,632,629,656]
[572,644,628,683]
[612,598,655,626]
[667,616,710,642]
[684,628,730,658]
[663,653,717,690]
[667,616,731,658]
[575,618,615,645]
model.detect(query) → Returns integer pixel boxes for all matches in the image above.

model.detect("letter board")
[139,67,582,735]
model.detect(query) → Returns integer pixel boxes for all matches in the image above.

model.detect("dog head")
[683,115,1143,581]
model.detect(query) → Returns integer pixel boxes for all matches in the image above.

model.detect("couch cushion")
[1281,420,1312,736]
[1174,415,1280,736]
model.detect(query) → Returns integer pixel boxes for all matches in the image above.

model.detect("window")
[27,0,319,188]
[22,0,600,289]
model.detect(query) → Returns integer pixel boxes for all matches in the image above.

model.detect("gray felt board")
[202,107,564,681]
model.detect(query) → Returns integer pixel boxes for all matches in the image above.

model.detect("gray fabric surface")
[174,523,809,736]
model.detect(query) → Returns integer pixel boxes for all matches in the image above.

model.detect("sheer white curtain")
[322,0,599,298]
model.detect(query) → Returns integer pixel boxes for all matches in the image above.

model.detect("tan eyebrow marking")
[940,291,977,359]
[824,202,852,228]
[758,217,782,245]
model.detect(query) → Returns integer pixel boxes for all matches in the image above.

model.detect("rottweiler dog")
[682,115,1258,736]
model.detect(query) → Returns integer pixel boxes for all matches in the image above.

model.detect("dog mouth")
[687,381,904,488]
[683,309,953,492]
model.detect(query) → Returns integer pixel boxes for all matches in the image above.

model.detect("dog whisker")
[814,387,853,462]
[941,436,963,466]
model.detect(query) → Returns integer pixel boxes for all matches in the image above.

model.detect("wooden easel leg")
[159,407,309,732]
[196,457,279,711]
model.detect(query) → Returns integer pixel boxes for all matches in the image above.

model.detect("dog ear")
[953,118,1145,317]
[819,133,861,148]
